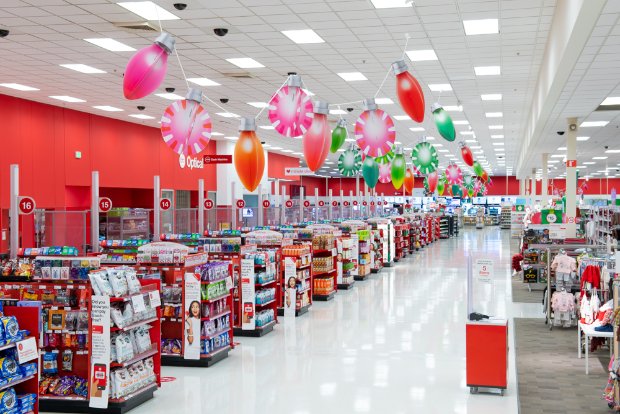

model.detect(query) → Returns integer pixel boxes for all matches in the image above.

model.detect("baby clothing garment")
[551,254,577,274]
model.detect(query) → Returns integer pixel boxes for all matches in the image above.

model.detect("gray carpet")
[515,318,611,413]
[511,277,543,303]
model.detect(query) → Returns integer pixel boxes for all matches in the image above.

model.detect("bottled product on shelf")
[309,226,338,301]
[159,234,202,253]
[104,209,150,241]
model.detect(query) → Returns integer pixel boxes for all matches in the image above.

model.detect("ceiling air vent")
[221,72,253,79]
[113,22,159,32]
[595,104,620,112]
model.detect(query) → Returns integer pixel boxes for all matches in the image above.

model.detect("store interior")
[1,0,620,413]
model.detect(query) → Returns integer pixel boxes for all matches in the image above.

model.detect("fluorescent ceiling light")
[337,72,367,81]
[433,143,443,147]
[409,127,425,132]
[187,77,220,87]
[117,1,179,20]
[216,112,240,118]
[583,161,595,165]
[470,146,481,149]
[271,146,283,150]
[262,144,271,148]
[370,0,412,8]
[593,156,608,159]
[443,105,463,112]
[580,121,609,127]
[375,98,394,105]
[84,38,135,52]
[211,132,224,136]
[155,92,184,100]
[293,152,303,155]
[463,19,499,36]
[601,97,620,106]
[93,105,123,112]
[49,95,85,103]
[329,109,347,115]
[428,84,452,92]
[60,64,106,74]
[0,83,39,91]
[438,149,449,153]
[547,160,559,164]
[491,135,504,139]
[465,139,476,143]
[259,125,275,130]
[557,146,566,151]
[485,112,503,118]
[492,142,504,146]
[460,131,475,135]
[551,154,565,158]
[481,94,502,101]
[129,114,154,119]
[281,29,324,44]
[489,125,503,130]
[345,138,355,142]
[247,102,268,108]
[577,136,590,141]
[226,58,264,69]
[453,120,469,125]
[394,115,411,121]
[337,148,345,152]
[475,66,501,76]
[405,49,437,61]
[425,136,435,140]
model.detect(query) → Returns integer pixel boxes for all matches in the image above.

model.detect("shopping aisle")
[132,228,537,414]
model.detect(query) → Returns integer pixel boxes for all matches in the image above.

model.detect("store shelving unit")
[370,229,384,273]
[105,209,150,241]
[99,240,149,265]
[159,234,202,253]
[439,216,450,239]
[511,208,526,239]
[312,248,336,301]
[500,206,512,229]
[357,229,371,279]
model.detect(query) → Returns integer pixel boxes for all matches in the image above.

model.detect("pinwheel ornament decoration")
[160,88,211,156]
[445,164,463,185]
[338,147,362,177]
[124,33,175,100]
[392,60,425,123]
[411,141,439,174]
[234,118,265,192]
[355,98,395,157]
[268,75,313,138]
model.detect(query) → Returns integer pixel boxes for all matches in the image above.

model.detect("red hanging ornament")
[302,101,331,171]
[459,141,474,167]
[392,60,425,123]
[234,118,265,192]
[427,171,438,193]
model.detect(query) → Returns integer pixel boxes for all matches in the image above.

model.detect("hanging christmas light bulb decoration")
[392,60,425,123]
[160,88,211,156]
[480,170,489,183]
[302,101,331,171]
[445,163,463,185]
[268,75,313,138]
[467,187,475,198]
[338,145,362,177]
[437,177,446,196]
[378,161,392,184]
[331,119,348,153]
[234,117,265,192]
[460,141,474,167]
[451,184,462,197]
[411,140,439,174]
[362,156,380,189]
[473,160,484,177]
[431,103,455,142]
[124,33,175,100]
[355,98,395,157]
[391,147,406,190]
[427,170,439,193]
[404,168,415,193]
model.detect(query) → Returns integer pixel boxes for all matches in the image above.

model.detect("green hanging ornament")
[467,187,474,198]
[451,184,461,197]
[411,141,439,174]
[330,119,347,153]
[391,149,406,190]
[362,156,379,189]
[431,103,455,142]
[338,147,362,177]
[473,160,484,177]
[375,150,395,165]
[437,178,446,196]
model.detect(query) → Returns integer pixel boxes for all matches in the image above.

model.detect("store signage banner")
[202,154,232,164]
[542,209,562,224]
[183,273,201,360]
[549,224,566,240]
[351,233,359,276]
[336,239,343,284]
[283,257,297,318]
[89,295,111,409]
[179,154,204,170]
[474,259,493,283]
[241,259,256,330]
[284,167,314,176]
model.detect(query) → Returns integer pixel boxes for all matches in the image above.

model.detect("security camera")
[220,98,229,104]
[287,72,297,76]
[165,87,175,93]
[173,3,187,10]
[346,107,354,112]
[0,29,8,38]
[557,131,565,136]
[137,105,145,111]
[213,28,228,37]
[605,145,609,150]
[569,123,577,131]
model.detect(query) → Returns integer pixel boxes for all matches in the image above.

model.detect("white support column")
[340,189,344,219]
[9,165,19,259]
[231,181,237,229]
[541,154,549,206]
[314,188,319,222]
[258,186,264,227]
[91,171,100,253]
[566,117,578,237]
[198,179,205,234]
[281,185,287,224]
[299,186,304,223]
[153,175,161,238]
[328,189,333,221]
[274,179,280,206]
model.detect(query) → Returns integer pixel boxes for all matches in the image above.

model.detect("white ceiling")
[0,0,557,178]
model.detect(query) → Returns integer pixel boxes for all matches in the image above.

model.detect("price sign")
[18,196,36,215]
[332,201,338,207]
[285,200,294,208]
[97,197,112,213]
[204,199,214,210]
[303,200,310,208]
[318,200,325,207]
[160,198,172,211]
[148,290,161,307]
[262,200,271,208]
[566,159,577,168]
[236,199,245,209]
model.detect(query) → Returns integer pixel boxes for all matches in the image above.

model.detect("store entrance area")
[122,228,533,414]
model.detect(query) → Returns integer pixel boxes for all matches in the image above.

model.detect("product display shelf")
[159,234,202,253]
[370,229,384,273]
[99,240,149,266]
[500,207,512,229]
[105,210,150,241]
[439,216,450,239]
[356,228,372,280]
[337,236,357,287]
[234,246,278,337]
[279,246,313,316]
[311,247,337,301]
[367,219,394,267]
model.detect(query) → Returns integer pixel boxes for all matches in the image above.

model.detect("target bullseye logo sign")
[362,201,367,206]
[353,201,358,206]
[332,201,338,207]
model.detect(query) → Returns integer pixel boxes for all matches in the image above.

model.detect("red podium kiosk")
[466,319,508,394]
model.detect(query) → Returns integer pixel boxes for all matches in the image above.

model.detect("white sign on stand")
[16,337,37,364]
[474,259,494,283]
[241,259,256,330]
[89,295,110,409]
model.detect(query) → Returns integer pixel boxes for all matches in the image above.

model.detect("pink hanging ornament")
[445,163,463,185]
[268,75,313,138]
[378,161,392,184]
[160,88,211,156]
[302,101,331,171]
[123,33,175,100]
[355,98,396,157]
[427,171,439,193]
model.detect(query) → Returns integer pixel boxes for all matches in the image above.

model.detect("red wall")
[268,152,300,180]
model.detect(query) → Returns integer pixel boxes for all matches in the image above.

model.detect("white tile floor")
[131,227,544,414]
